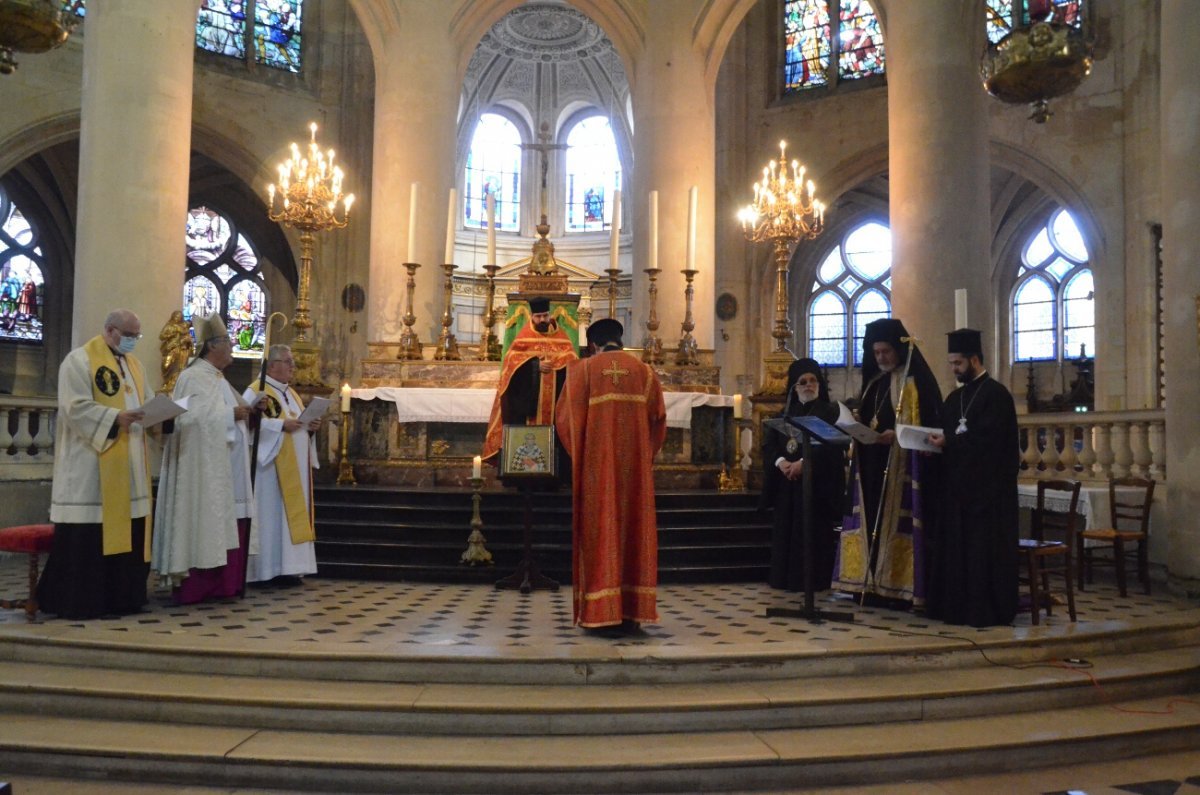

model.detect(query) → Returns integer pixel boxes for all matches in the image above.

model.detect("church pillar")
[363,3,459,348]
[72,0,198,360]
[886,1,991,384]
[631,0,715,356]
[1160,0,1200,589]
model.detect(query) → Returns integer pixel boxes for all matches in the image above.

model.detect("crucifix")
[522,121,569,222]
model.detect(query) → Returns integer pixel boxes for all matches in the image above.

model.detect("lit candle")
[609,189,622,271]
[733,394,744,420]
[444,187,457,264]
[472,454,482,480]
[648,190,658,270]
[406,182,419,263]
[341,383,351,413]
[686,186,698,270]
[486,192,497,265]
[955,289,968,329]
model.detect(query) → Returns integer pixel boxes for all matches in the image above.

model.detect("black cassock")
[760,399,846,592]
[928,374,1020,627]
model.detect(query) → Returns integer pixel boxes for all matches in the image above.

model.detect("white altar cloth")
[1017,482,1147,532]
[351,387,734,430]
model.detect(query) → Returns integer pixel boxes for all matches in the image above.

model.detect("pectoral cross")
[602,362,628,386]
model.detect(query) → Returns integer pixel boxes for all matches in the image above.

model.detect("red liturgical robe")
[555,349,666,627]
[482,322,577,462]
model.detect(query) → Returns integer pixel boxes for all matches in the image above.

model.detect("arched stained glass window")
[805,219,892,366]
[564,115,622,233]
[784,0,885,94]
[183,206,269,358]
[464,113,522,231]
[1012,207,1093,362]
[0,188,46,343]
[986,0,1085,44]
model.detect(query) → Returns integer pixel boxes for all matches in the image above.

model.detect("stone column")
[73,0,199,369]
[1161,0,1200,589]
[886,1,991,388]
[631,0,715,354]
[362,1,460,348]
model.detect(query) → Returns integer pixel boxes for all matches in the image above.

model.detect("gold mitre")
[191,313,228,345]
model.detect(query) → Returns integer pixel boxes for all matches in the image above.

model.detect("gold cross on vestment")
[602,362,628,386]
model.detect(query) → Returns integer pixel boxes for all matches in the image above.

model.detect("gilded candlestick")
[676,268,700,366]
[433,262,461,361]
[336,409,356,485]
[460,477,493,566]
[479,263,501,361]
[642,267,663,365]
[605,267,621,318]
[397,262,422,360]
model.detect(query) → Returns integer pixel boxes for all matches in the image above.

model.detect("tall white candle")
[955,288,968,329]
[472,454,482,479]
[609,189,622,271]
[406,182,419,263]
[341,383,351,413]
[648,190,658,270]
[686,185,698,270]
[733,394,743,419]
[486,193,497,265]
[444,187,457,264]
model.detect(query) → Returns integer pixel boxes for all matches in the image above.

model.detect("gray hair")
[267,344,293,364]
[104,308,138,330]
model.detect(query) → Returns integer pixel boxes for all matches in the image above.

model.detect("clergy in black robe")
[927,328,1020,627]
[760,358,846,592]
[833,318,942,606]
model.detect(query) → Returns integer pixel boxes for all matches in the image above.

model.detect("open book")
[896,424,943,453]
[836,401,880,445]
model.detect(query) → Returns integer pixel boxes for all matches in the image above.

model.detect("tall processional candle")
[472,454,482,479]
[609,189,622,271]
[733,393,744,419]
[444,188,457,264]
[954,289,968,329]
[486,193,497,265]
[648,190,659,270]
[686,185,698,270]
[341,383,352,412]
[406,182,419,263]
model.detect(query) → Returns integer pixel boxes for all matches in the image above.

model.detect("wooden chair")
[0,523,54,621]
[1018,480,1079,625]
[1078,477,1155,597]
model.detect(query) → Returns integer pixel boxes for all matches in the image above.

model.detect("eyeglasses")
[109,327,142,341]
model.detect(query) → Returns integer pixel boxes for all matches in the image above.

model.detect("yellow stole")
[262,382,315,544]
[83,336,152,560]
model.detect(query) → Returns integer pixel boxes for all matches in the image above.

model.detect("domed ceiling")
[462,2,630,142]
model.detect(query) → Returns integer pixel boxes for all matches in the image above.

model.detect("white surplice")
[50,346,151,523]
[153,358,255,581]
[243,375,318,580]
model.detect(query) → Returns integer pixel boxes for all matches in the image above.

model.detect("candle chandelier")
[0,0,77,75]
[266,122,354,385]
[738,140,825,356]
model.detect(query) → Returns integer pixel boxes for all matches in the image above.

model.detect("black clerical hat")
[948,328,983,356]
[587,318,623,347]
[528,296,551,314]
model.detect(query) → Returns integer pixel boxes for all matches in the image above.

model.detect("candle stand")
[336,406,356,485]
[460,477,493,566]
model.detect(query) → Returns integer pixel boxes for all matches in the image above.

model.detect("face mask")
[117,336,138,355]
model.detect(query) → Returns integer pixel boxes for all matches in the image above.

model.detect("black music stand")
[763,414,855,624]
[494,425,561,594]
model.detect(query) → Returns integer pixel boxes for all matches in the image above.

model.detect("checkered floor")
[0,553,1193,650]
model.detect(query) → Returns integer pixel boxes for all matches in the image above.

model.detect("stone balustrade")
[0,395,56,481]
[1018,409,1166,482]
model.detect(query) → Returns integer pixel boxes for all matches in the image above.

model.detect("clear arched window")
[1012,207,1093,361]
[806,220,891,366]
[464,113,522,231]
[783,0,885,94]
[0,187,46,343]
[183,206,270,359]
[986,1,1085,43]
[564,115,622,233]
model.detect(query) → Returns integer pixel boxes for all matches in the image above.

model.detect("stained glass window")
[1012,207,1093,361]
[565,116,622,233]
[253,0,303,73]
[196,1,248,59]
[183,206,269,359]
[805,219,891,366]
[63,0,86,17]
[986,0,1086,44]
[784,0,883,94]
[0,188,46,343]
[464,114,522,232]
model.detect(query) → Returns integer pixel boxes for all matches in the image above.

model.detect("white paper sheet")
[298,396,332,424]
[896,424,943,453]
[836,401,880,444]
[138,393,188,427]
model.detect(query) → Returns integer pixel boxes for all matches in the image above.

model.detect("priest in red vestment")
[555,318,667,631]
[482,296,577,462]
